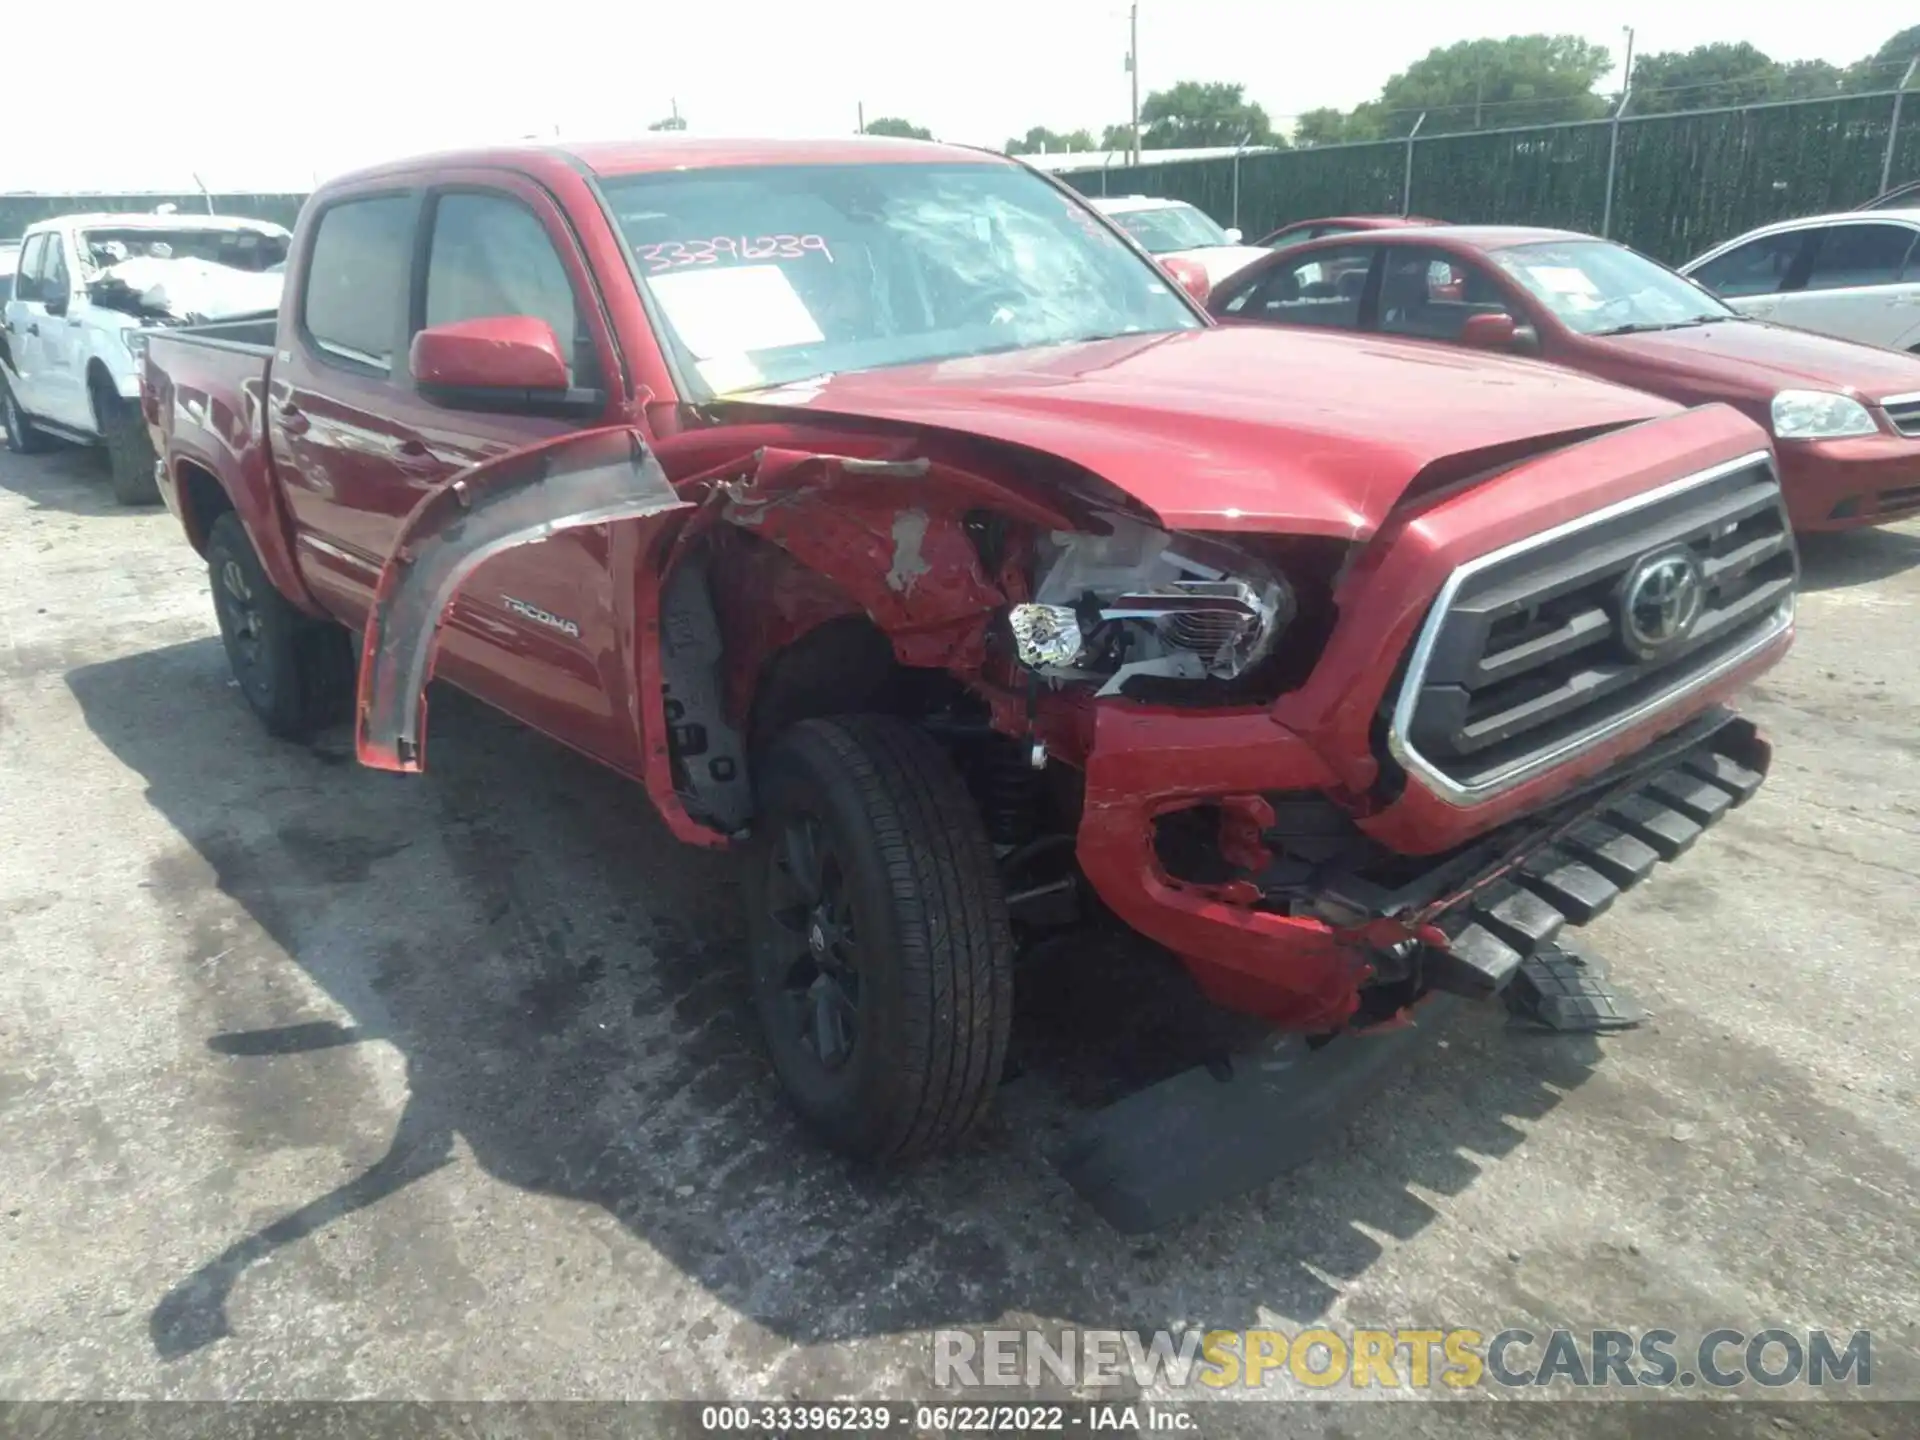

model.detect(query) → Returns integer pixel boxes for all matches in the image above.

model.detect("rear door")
[1767,220,1920,348]
[3,233,49,412]
[270,187,429,604]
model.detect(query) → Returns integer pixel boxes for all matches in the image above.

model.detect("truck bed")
[149,315,278,355]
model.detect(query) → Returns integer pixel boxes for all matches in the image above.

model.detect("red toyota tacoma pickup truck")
[142,137,1796,1227]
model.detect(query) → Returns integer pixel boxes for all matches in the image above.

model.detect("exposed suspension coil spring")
[980,739,1043,848]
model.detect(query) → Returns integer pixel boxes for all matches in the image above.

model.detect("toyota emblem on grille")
[1619,546,1707,658]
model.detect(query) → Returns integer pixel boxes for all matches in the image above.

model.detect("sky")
[7,0,1914,192]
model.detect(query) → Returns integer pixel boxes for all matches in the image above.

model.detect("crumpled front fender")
[355,426,689,772]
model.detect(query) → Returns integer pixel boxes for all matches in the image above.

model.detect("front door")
[33,233,91,431]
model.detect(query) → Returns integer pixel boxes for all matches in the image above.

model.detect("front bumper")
[1777,435,1920,531]
[1074,708,1770,1031]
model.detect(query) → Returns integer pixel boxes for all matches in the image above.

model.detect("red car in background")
[1256,214,1445,248]
[1213,225,1920,531]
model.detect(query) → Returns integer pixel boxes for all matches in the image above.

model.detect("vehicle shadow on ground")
[0,437,136,518]
[68,638,1606,1369]
[1796,523,1920,592]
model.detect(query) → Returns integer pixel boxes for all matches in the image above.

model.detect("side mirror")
[409,315,592,413]
[1160,255,1212,307]
[1223,227,1244,244]
[1460,312,1541,354]
[43,289,68,318]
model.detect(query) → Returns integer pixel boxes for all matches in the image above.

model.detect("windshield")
[601,162,1200,396]
[1106,203,1232,254]
[1492,240,1735,335]
[78,226,290,274]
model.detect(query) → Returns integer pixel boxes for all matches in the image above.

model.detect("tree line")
[944,23,1920,156]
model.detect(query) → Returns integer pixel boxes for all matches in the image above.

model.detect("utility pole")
[1127,3,1140,166]
[1601,26,1636,240]
[1881,56,1919,195]
[858,101,865,135]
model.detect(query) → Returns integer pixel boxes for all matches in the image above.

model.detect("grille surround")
[1386,450,1795,807]
[1878,390,1920,437]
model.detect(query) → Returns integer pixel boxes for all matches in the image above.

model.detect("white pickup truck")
[1,211,288,503]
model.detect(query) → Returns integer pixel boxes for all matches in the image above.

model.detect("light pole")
[1127,3,1140,166]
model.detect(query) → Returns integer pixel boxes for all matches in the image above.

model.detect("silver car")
[1681,210,1920,352]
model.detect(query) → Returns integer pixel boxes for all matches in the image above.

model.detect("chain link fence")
[8,87,1918,264]
[1067,87,1920,263]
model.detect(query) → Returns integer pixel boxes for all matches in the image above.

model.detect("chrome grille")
[1881,392,1920,437]
[1389,452,1796,803]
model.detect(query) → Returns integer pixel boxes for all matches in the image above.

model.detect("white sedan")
[1681,209,1920,352]
[1090,195,1271,286]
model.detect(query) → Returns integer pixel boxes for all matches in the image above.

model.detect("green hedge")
[1067,88,1918,263]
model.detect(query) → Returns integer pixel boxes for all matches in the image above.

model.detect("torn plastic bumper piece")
[355,426,689,773]
[1056,994,1463,1233]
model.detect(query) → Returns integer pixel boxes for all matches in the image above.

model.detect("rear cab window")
[300,195,416,371]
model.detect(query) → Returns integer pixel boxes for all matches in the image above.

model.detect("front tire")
[747,715,1014,1161]
[206,512,352,738]
[96,386,159,504]
[2,375,50,454]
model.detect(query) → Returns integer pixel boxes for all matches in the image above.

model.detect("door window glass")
[1377,247,1516,341]
[1218,245,1374,327]
[1802,224,1917,291]
[1691,232,1806,297]
[423,192,597,385]
[302,195,415,369]
[13,235,47,303]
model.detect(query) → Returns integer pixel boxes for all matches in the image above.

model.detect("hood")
[1163,244,1274,285]
[721,327,1680,538]
[1595,319,1920,402]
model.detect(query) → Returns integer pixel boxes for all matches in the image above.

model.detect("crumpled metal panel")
[355,426,689,772]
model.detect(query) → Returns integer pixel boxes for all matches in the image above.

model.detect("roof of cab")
[1396,224,1588,249]
[566,134,998,175]
[320,134,1009,192]
[22,212,289,235]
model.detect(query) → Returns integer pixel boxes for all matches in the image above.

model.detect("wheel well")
[175,460,233,554]
[748,615,908,749]
[86,360,120,427]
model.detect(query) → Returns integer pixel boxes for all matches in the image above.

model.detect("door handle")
[25,323,38,336]
[276,403,310,436]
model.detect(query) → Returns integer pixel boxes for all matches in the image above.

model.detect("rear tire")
[206,512,353,738]
[2,375,51,455]
[95,385,159,505]
[746,715,1014,1161]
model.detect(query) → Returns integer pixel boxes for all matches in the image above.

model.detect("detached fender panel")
[356,426,691,773]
